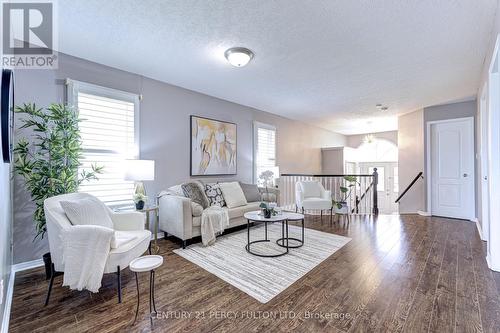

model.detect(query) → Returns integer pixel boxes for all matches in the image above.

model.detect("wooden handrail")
[395,172,424,203]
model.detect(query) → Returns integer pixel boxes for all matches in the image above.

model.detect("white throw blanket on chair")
[201,206,229,246]
[62,225,114,293]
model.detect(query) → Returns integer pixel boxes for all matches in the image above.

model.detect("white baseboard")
[417,210,431,216]
[2,259,45,333]
[11,259,44,273]
[471,218,487,242]
[1,269,15,333]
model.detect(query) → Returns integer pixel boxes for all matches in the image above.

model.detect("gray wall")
[321,147,345,174]
[397,100,478,215]
[423,100,478,214]
[398,109,425,213]
[12,52,346,263]
[0,158,12,326]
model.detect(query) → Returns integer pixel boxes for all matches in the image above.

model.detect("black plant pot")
[135,200,145,210]
[263,209,272,219]
[43,252,52,280]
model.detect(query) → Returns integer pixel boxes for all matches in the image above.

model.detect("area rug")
[173,224,351,303]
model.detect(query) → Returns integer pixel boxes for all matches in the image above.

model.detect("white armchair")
[295,181,333,219]
[43,193,151,305]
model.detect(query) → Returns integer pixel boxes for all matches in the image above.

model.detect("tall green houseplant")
[14,103,102,239]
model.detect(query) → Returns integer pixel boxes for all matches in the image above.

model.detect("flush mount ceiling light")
[376,104,389,111]
[224,47,254,67]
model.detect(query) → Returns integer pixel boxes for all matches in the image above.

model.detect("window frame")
[66,79,140,206]
[253,121,277,184]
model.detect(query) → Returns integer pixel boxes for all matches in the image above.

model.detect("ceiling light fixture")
[364,134,375,144]
[381,106,388,111]
[224,47,254,67]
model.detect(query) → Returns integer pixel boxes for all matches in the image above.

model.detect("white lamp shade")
[124,159,155,181]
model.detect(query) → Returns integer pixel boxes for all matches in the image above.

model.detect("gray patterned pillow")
[181,181,209,208]
[204,183,226,207]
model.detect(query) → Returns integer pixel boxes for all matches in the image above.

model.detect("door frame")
[487,33,500,271]
[425,116,475,220]
[479,82,489,241]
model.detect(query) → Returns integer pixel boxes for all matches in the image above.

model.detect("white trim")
[417,210,431,216]
[66,78,141,158]
[11,259,44,273]
[472,218,487,241]
[1,270,15,333]
[487,35,500,273]
[2,259,45,332]
[488,34,500,75]
[426,117,476,220]
[479,82,490,242]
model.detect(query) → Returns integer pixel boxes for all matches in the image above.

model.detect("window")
[393,167,399,193]
[253,122,276,185]
[67,80,139,206]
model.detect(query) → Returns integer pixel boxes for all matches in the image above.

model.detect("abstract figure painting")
[191,116,237,176]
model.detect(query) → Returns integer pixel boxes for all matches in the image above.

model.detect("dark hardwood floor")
[9,214,500,332]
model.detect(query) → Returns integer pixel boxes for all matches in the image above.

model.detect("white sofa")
[158,182,280,248]
[44,193,151,304]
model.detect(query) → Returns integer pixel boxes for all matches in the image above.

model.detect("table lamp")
[124,159,155,196]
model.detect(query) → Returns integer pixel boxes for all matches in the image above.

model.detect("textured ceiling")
[57,0,498,135]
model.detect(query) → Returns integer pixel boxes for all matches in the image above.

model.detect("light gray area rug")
[173,224,351,303]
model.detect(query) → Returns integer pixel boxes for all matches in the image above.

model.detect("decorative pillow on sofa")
[219,182,248,208]
[181,181,209,208]
[204,183,226,207]
[60,197,114,229]
[239,182,262,202]
[191,202,204,217]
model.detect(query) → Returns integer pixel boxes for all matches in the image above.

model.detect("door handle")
[463,173,468,178]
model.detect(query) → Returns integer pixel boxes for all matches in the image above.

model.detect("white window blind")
[254,122,276,184]
[68,80,139,206]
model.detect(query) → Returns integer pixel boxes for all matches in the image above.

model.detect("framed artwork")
[1,69,14,163]
[190,115,237,176]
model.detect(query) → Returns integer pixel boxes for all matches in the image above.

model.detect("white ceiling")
[57,0,498,135]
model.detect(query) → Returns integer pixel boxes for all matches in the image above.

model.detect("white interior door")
[430,118,475,219]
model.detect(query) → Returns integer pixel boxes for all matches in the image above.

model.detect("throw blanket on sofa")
[62,225,114,292]
[201,206,229,246]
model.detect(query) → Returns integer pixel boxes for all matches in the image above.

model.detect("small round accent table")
[276,212,305,248]
[129,255,163,325]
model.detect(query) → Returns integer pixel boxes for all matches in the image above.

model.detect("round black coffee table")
[276,212,305,248]
[244,211,305,257]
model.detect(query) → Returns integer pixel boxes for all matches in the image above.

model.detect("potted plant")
[259,202,277,219]
[332,176,358,214]
[13,103,102,278]
[258,169,277,203]
[133,193,148,210]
